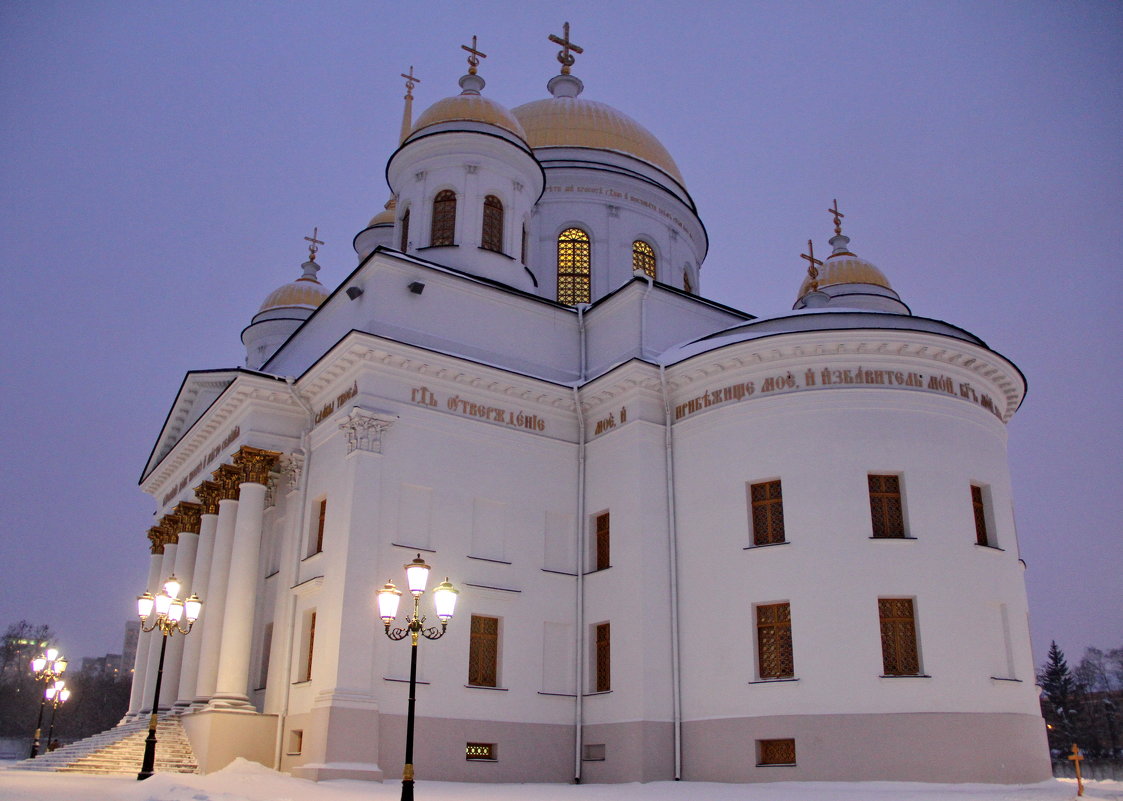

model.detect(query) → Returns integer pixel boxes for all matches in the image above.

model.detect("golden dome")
[797,252,893,298]
[259,276,328,313]
[411,93,527,141]
[512,96,684,185]
[368,196,397,227]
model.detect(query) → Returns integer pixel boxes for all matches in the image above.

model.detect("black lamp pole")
[137,633,169,780]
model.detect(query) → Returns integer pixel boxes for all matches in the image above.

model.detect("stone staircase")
[7,714,198,776]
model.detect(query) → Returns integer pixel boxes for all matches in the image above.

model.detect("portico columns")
[210,446,280,709]
[177,482,219,707]
[160,502,201,710]
[127,539,166,716]
[141,521,178,713]
[193,464,241,706]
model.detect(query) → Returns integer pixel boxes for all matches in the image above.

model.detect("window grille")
[971,485,990,546]
[750,481,785,545]
[431,190,457,246]
[756,603,794,679]
[757,738,796,765]
[399,207,410,251]
[595,622,611,692]
[632,240,656,278]
[466,742,496,761]
[879,598,920,675]
[868,474,905,538]
[595,512,610,571]
[468,615,499,687]
[481,195,504,252]
[557,228,590,304]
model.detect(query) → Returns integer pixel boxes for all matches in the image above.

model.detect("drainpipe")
[573,303,589,783]
[273,376,315,771]
[659,364,683,780]
[637,272,654,360]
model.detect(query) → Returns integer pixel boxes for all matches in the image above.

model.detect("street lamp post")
[28,648,67,758]
[136,574,202,781]
[44,680,71,750]
[377,555,459,801]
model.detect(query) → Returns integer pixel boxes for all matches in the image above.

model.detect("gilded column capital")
[340,408,395,454]
[147,527,165,555]
[158,514,180,546]
[234,445,282,486]
[213,464,242,501]
[194,480,222,515]
[174,501,203,534]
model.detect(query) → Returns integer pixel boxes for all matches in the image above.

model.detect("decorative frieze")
[340,408,395,454]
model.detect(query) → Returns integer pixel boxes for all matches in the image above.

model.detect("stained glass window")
[431,190,456,246]
[756,603,794,679]
[879,598,920,675]
[632,240,656,278]
[557,228,590,304]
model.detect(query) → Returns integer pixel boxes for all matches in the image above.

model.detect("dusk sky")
[1,2,1119,673]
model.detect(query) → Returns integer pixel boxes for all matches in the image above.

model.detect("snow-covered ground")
[0,759,1119,801]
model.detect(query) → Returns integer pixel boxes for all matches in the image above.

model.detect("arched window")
[632,240,656,279]
[430,190,456,246]
[399,207,410,252]
[481,195,504,252]
[557,228,590,305]
[683,268,693,294]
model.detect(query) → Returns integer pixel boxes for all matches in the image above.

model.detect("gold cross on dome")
[461,35,487,75]
[549,22,583,75]
[828,198,845,235]
[401,66,421,98]
[801,239,822,290]
[304,227,324,261]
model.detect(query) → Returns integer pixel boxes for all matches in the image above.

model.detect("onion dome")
[258,258,328,313]
[368,196,397,228]
[796,232,894,297]
[512,73,684,185]
[410,72,526,141]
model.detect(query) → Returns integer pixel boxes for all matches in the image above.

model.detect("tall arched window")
[557,228,590,305]
[481,195,503,252]
[399,207,410,251]
[683,267,693,294]
[430,190,456,246]
[632,240,656,279]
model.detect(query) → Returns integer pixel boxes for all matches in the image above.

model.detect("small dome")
[411,80,526,141]
[512,75,684,185]
[368,196,397,227]
[259,262,328,313]
[797,252,894,297]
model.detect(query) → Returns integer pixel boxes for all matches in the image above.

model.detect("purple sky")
[1,2,1119,672]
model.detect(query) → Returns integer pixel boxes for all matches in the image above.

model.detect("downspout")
[638,272,654,360]
[659,364,683,779]
[274,376,315,771]
[573,303,588,783]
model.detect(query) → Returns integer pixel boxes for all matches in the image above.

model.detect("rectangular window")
[757,738,796,766]
[971,484,991,546]
[466,742,496,761]
[287,729,303,755]
[307,497,327,557]
[595,622,611,692]
[879,598,921,675]
[868,474,906,538]
[755,603,794,679]
[297,610,316,682]
[749,480,785,545]
[595,512,610,570]
[468,615,499,687]
[257,622,273,689]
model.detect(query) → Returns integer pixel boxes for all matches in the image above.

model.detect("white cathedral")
[127,29,1051,785]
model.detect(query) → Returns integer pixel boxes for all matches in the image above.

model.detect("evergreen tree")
[1040,640,1080,753]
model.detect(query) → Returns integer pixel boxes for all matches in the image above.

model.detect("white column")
[160,504,200,710]
[127,548,164,716]
[178,497,218,707]
[211,480,268,708]
[194,466,240,706]
[141,539,177,713]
